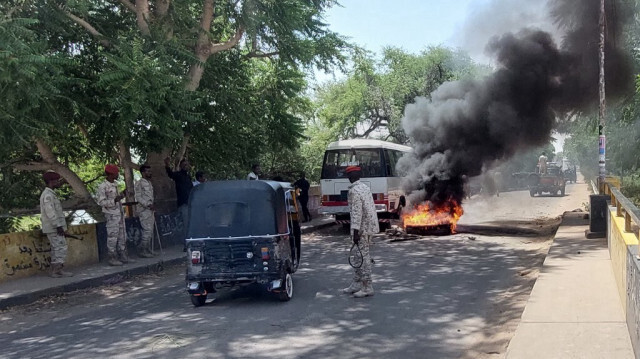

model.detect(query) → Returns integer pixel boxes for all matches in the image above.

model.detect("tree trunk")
[13,138,103,219]
[146,151,177,214]
[118,142,136,206]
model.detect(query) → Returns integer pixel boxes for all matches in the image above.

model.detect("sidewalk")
[505,212,635,358]
[0,216,335,310]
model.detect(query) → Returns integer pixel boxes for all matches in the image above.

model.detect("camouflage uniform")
[348,180,379,294]
[97,180,126,258]
[39,187,67,265]
[135,177,154,255]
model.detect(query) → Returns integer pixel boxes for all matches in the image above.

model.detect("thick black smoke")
[398,0,634,208]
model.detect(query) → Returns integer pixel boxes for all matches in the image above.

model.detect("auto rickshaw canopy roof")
[186,180,291,239]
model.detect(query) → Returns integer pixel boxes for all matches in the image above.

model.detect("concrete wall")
[608,206,640,358]
[0,209,186,281]
[0,224,99,283]
[94,211,185,261]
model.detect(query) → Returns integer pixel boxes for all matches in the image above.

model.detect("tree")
[299,47,485,182]
[313,46,483,145]
[1,0,348,214]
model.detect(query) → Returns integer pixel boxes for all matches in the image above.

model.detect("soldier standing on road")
[97,164,130,266]
[39,171,74,278]
[343,166,379,298]
[135,164,155,258]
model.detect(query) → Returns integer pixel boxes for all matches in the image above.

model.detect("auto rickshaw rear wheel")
[279,273,293,302]
[191,294,207,307]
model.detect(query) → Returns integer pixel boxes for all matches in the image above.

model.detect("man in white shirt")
[247,164,261,180]
[193,171,206,186]
[538,152,548,174]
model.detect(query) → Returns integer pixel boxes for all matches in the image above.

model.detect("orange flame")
[402,199,464,233]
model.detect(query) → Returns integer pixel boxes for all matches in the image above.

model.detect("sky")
[316,0,566,151]
[324,0,479,54]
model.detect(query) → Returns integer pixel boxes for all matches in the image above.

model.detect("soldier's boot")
[49,263,62,278]
[342,281,362,294]
[353,281,374,298]
[57,264,74,277]
[137,246,154,258]
[108,252,123,266]
[118,250,135,264]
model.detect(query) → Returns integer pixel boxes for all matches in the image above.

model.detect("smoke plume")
[399,0,634,208]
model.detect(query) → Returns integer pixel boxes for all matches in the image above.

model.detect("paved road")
[0,182,589,359]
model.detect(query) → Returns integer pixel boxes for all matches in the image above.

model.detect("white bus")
[319,139,412,224]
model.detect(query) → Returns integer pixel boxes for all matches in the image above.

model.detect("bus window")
[384,149,397,177]
[393,150,407,177]
[321,149,384,179]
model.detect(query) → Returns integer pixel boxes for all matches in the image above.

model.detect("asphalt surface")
[0,182,589,359]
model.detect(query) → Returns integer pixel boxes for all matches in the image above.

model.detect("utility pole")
[598,0,606,189]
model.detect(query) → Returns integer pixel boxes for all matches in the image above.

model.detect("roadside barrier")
[603,181,640,357]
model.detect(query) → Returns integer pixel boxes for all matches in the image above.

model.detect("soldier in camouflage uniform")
[97,164,130,266]
[343,166,379,298]
[39,171,74,278]
[135,164,155,258]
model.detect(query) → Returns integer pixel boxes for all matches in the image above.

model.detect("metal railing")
[604,182,640,237]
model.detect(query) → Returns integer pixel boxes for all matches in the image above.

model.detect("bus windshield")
[321,149,384,179]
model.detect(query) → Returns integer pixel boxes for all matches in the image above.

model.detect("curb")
[0,256,184,311]
[301,221,336,234]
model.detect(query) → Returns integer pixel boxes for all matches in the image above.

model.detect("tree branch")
[210,25,245,54]
[246,51,279,59]
[199,0,216,34]
[117,0,136,13]
[135,0,152,36]
[35,138,56,163]
[176,134,191,165]
[155,0,171,19]
[13,162,54,172]
[60,7,111,47]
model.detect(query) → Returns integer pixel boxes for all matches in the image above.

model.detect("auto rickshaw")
[184,180,301,306]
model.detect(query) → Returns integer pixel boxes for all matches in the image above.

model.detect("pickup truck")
[528,165,566,197]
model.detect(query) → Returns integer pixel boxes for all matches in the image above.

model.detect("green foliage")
[313,46,481,144]
[95,39,203,153]
[621,175,640,207]
[299,46,485,181]
[0,0,348,213]
[0,16,69,150]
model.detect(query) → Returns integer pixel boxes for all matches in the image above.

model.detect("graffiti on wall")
[1,231,51,277]
[157,211,184,237]
[0,224,99,283]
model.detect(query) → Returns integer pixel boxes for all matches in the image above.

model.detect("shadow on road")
[0,223,559,359]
